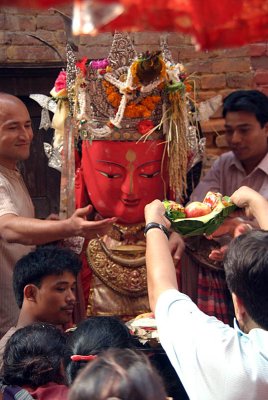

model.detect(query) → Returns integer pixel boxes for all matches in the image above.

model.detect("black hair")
[69,348,167,400]
[13,245,82,308]
[222,90,268,127]
[224,230,268,329]
[2,323,67,387]
[65,316,136,384]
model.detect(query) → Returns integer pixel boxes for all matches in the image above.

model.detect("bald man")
[0,93,116,338]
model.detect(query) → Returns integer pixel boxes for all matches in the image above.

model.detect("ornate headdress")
[32,32,207,215]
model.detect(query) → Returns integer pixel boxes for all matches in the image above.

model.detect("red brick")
[213,46,249,58]
[178,45,208,61]
[167,32,192,45]
[185,60,212,74]
[201,74,226,89]
[249,43,267,57]
[200,118,225,133]
[212,58,251,73]
[254,70,268,85]
[0,46,6,62]
[7,45,60,62]
[3,14,20,31]
[36,15,64,31]
[0,12,5,28]
[7,32,39,45]
[55,30,67,45]
[251,56,268,70]
[79,45,111,60]
[197,90,217,101]
[226,72,254,88]
[35,30,57,44]
[133,32,160,46]
[5,14,36,31]
[0,31,9,45]
[79,32,112,46]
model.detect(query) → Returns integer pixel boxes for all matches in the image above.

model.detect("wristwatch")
[144,222,170,239]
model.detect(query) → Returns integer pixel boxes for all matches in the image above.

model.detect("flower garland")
[102,80,161,119]
[130,56,166,87]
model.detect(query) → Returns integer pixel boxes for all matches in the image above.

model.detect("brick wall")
[1,6,268,164]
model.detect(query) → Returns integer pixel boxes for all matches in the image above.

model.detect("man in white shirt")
[144,199,268,400]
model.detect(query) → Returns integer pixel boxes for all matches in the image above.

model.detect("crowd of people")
[0,87,267,400]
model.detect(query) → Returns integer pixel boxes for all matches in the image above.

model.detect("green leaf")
[167,203,237,237]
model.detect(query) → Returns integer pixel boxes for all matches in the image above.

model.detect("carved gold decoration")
[86,237,147,297]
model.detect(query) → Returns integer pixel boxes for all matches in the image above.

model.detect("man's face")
[81,141,166,224]
[0,96,33,169]
[224,111,268,166]
[34,271,77,325]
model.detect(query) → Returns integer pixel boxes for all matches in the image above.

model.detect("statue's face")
[81,140,166,223]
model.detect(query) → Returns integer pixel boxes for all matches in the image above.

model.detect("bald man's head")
[0,92,28,118]
[0,93,33,169]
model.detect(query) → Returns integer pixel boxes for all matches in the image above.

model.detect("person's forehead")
[85,141,164,162]
[0,98,30,124]
[225,110,259,125]
[40,271,76,286]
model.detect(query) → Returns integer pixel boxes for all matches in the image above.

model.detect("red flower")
[54,70,66,92]
[76,57,88,77]
[137,120,154,135]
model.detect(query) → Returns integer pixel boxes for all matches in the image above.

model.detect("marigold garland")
[102,80,161,119]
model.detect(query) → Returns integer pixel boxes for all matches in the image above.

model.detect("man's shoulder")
[216,151,235,164]
[0,326,17,370]
[0,326,17,349]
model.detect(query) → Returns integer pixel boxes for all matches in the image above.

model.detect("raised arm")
[0,205,116,246]
[144,200,181,313]
[230,186,268,230]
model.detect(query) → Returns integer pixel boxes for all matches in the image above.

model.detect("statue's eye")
[140,171,160,178]
[98,170,122,179]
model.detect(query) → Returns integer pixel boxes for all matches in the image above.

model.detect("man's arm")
[144,200,182,312]
[0,205,116,246]
[230,186,268,230]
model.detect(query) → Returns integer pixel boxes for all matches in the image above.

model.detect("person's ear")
[232,293,246,323]
[24,284,38,303]
[263,122,268,137]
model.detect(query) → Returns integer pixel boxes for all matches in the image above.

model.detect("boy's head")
[224,230,268,331]
[3,323,67,387]
[223,90,268,128]
[69,348,167,400]
[13,245,82,325]
[66,316,135,384]
[222,90,268,166]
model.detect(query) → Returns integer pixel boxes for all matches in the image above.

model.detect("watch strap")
[144,222,170,239]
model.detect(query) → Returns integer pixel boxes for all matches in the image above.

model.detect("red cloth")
[0,0,68,6]
[98,0,268,49]
[24,383,69,400]
[197,267,233,325]
[1,0,267,50]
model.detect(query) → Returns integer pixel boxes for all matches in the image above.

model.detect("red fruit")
[185,201,212,218]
